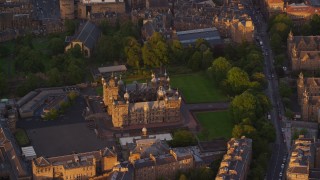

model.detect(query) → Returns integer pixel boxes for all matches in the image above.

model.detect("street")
[255,12,289,180]
[242,1,290,179]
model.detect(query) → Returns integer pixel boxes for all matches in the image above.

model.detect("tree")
[169,130,197,147]
[67,44,83,58]
[201,49,213,69]
[243,50,263,74]
[67,62,83,84]
[270,33,282,54]
[47,68,62,86]
[179,174,187,180]
[142,32,169,67]
[230,91,257,123]
[125,37,141,68]
[226,67,250,95]
[43,109,59,120]
[187,51,202,71]
[279,81,292,98]
[252,72,267,88]
[259,121,276,142]
[0,73,7,97]
[232,124,257,138]
[0,44,9,58]
[169,40,185,63]
[309,14,320,35]
[208,57,232,84]
[48,37,65,55]
[65,19,78,36]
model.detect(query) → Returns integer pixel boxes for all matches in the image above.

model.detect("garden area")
[14,128,30,147]
[171,72,228,103]
[196,111,233,140]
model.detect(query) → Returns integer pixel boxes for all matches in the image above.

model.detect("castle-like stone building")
[288,31,320,71]
[297,73,320,123]
[102,72,181,128]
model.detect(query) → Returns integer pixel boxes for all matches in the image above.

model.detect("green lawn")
[196,111,233,140]
[171,72,227,103]
[14,129,30,147]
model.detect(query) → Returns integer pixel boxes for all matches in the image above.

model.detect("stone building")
[285,0,320,25]
[0,126,29,179]
[288,31,320,71]
[102,72,181,128]
[59,0,75,20]
[77,0,125,19]
[32,147,117,180]
[297,73,320,122]
[213,0,255,43]
[286,135,320,180]
[124,129,193,180]
[216,136,252,180]
[264,0,283,18]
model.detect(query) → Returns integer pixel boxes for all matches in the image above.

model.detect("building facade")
[297,73,320,123]
[286,135,320,180]
[32,148,117,180]
[285,1,320,25]
[213,0,255,43]
[102,72,181,128]
[216,136,252,180]
[288,32,320,71]
[124,129,193,180]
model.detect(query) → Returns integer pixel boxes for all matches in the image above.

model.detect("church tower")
[102,75,120,115]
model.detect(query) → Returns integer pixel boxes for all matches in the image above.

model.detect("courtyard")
[171,72,228,103]
[195,110,233,140]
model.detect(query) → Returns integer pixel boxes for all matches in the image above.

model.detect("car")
[281,164,284,168]
[281,128,285,132]
[279,172,282,177]
[283,156,287,163]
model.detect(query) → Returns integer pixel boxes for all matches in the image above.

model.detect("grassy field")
[171,72,227,103]
[196,111,233,140]
[14,129,30,147]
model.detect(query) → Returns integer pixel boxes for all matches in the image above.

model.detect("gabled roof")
[74,21,101,49]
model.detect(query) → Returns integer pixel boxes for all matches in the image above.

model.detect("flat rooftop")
[98,65,127,74]
[176,27,222,45]
[17,96,115,157]
[27,123,113,157]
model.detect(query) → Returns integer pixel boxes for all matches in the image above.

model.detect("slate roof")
[74,21,101,49]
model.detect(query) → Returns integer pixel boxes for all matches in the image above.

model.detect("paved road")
[242,0,289,179]
[250,7,288,180]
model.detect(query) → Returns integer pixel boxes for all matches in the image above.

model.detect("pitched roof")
[34,156,50,166]
[74,21,101,49]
